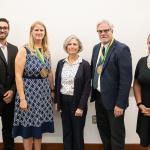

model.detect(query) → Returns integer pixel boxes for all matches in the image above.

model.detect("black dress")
[134,56,150,147]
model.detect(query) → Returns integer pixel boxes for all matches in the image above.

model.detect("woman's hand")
[139,104,147,113]
[55,103,62,112]
[143,107,150,116]
[19,99,28,110]
[51,91,54,100]
[139,104,150,116]
[75,108,83,117]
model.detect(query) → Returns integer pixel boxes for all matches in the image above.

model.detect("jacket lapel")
[7,43,12,67]
[0,47,7,66]
[102,40,116,73]
[59,60,65,77]
[93,44,101,68]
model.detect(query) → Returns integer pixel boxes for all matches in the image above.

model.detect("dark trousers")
[61,95,86,150]
[1,101,14,150]
[95,91,125,150]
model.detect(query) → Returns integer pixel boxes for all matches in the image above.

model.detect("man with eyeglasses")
[91,20,132,150]
[0,18,18,150]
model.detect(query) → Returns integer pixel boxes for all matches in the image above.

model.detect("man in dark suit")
[91,20,132,150]
[0,18,18,150]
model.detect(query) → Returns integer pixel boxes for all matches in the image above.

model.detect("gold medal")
[97,65,103,75]
[40,68,49,78]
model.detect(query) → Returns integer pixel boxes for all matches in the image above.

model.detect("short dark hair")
[0,18,9,29]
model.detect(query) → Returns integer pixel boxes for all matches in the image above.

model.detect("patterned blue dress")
[13,47,54,138]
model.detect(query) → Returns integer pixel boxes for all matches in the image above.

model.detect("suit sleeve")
[90,46,97,102]
[54,61,60,104]
[10,47,18,93]
[78,62,91,110]
[10,81,16,93]
[116,46,132,108]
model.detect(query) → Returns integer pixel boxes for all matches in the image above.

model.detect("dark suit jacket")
[91,40,132,110]
[0,43,18,112]
[54,58,91,111]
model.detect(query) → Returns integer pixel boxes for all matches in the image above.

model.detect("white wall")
[0,0,150,143]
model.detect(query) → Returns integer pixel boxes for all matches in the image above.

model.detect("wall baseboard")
[0,143,146,150]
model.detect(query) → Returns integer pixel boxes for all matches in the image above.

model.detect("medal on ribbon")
[97,65,103,75]
[35,48,48,78]
[35,48,45,64]
[97,38,115,76]
[40,68,49,78]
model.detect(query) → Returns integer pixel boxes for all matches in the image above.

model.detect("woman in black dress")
[133,34,150,149]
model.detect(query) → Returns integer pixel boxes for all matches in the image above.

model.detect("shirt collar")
[101,42,109,50]
[63,56,82,64]
[101,38,114,49]
[0,42,8,48]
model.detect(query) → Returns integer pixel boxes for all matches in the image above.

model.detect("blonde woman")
[133,34,150,149]
[55,35,91,150]
[13,21,54,150]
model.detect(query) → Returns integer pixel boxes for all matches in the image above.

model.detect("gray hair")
[96,20,114,30]
[63,34,83,53]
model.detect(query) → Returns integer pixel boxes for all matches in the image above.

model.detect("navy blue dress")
[13,47,54,138]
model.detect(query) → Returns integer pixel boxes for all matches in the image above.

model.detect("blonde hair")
[28,21,50,58]
[63,34,83,53]
[147,34,150,44]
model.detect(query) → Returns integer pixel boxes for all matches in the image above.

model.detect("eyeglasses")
[0,26,9,31]
[97,29,111,34]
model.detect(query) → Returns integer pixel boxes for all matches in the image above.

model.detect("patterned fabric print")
[60,57,82,95]
[13,49,54,128]
[23,52,50,77]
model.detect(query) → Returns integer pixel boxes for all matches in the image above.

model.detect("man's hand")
[75,108,83,117]
[114,106,124,118]
[3,90,14,104]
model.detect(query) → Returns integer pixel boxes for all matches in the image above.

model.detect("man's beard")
[0,33,8,41]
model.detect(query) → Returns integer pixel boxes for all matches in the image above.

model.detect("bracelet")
[137,102,142,107]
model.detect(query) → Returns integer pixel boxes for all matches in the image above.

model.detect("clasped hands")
[55,103,83,117]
